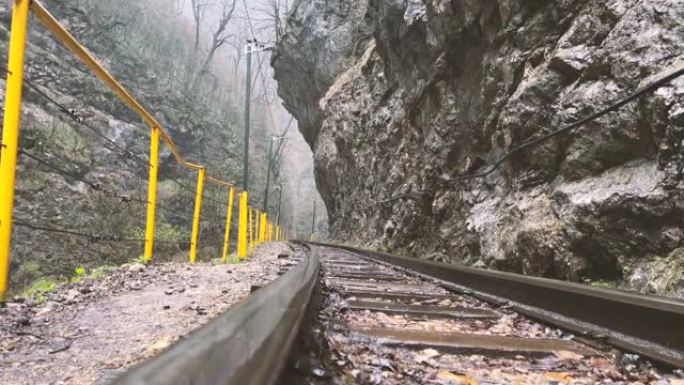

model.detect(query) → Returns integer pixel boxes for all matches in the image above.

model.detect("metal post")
[189,168,205,263]
[276,185,283,226]
[237,192,248,260]
[255,209,259,247]
[242,43,252,191]
[221,187,235,263]
[0,0,30,302]
[263,138,273,213]
[143,127,160,263]
[248,206,254,255]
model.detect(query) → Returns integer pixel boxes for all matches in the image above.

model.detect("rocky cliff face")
[273,0,684,295]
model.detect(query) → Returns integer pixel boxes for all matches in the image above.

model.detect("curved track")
[114,242,684,384]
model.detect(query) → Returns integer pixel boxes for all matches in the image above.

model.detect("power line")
[241,0,280,134]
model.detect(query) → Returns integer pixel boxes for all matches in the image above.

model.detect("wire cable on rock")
[375,66,684,206]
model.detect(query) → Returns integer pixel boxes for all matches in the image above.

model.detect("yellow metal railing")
[0,0,285,300]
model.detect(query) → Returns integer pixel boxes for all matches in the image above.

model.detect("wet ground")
[286,246,684,385]
[0,243,289,385]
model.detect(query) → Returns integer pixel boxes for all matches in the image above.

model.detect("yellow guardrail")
[0,0,285,300]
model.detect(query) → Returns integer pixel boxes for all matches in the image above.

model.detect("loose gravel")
[0,243,291,385]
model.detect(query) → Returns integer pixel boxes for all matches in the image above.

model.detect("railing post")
[143,126,160,263]
[260,213,266,244]
[270,222,274,241]
[0,0,30,302]
[237,192,248,260]
[189,167,205,263]
[255,209,261,246]
[221,187,235,263]
[248,206,254,255]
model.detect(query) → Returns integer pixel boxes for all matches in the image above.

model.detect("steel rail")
[306,241,684,369]
[114,246,320,385]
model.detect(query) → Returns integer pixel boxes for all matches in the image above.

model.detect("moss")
[20,278,61,302]
[70,266,86,283]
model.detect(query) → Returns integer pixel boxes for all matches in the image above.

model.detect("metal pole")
[0,0,30,302]
[237,192,248,260]
[248,206,254,255]
[276,185,283,226]
[189,168,205,264]
[242,43,252,191]
[263,138,273,213]
[143,127,160,263]
[221,187,235,263]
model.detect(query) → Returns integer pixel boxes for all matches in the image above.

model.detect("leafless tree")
[190,0,209,50]
[198,0,239,76]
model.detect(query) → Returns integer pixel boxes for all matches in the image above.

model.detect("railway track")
[115,242,684,385]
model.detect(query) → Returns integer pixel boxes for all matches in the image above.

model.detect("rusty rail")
[113,245,319,385]
[306,241,684,369]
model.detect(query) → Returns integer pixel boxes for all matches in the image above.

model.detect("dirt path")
[0,243,290,385]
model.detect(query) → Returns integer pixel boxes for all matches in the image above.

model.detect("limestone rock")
[273,0,684,295]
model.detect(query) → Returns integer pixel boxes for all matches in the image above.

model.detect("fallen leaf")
[144,337,173,356]
[436,370,479,385]
[544,372,572,384]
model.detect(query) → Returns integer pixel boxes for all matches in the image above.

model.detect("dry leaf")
[144,337,173,356]
[544,371,572,384]
[436,370,479,385]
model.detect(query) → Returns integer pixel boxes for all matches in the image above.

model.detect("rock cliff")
[273,0,684,295]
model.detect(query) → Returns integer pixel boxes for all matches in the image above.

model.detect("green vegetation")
[20,278,60,302]
[19,264,118,302]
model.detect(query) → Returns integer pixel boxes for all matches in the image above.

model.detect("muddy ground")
[0,243,290,385]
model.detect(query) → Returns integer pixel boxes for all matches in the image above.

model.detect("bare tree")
[198,0,239,76]
[190,0,209,50]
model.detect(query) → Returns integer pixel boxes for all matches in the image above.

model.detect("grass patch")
[20,278,62,302]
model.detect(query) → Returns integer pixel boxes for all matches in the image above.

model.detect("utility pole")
[276,183,283,226]
[263,136,286,215]
[242,41,274,193]
[242,41,252,191]
[263,137,273,213]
